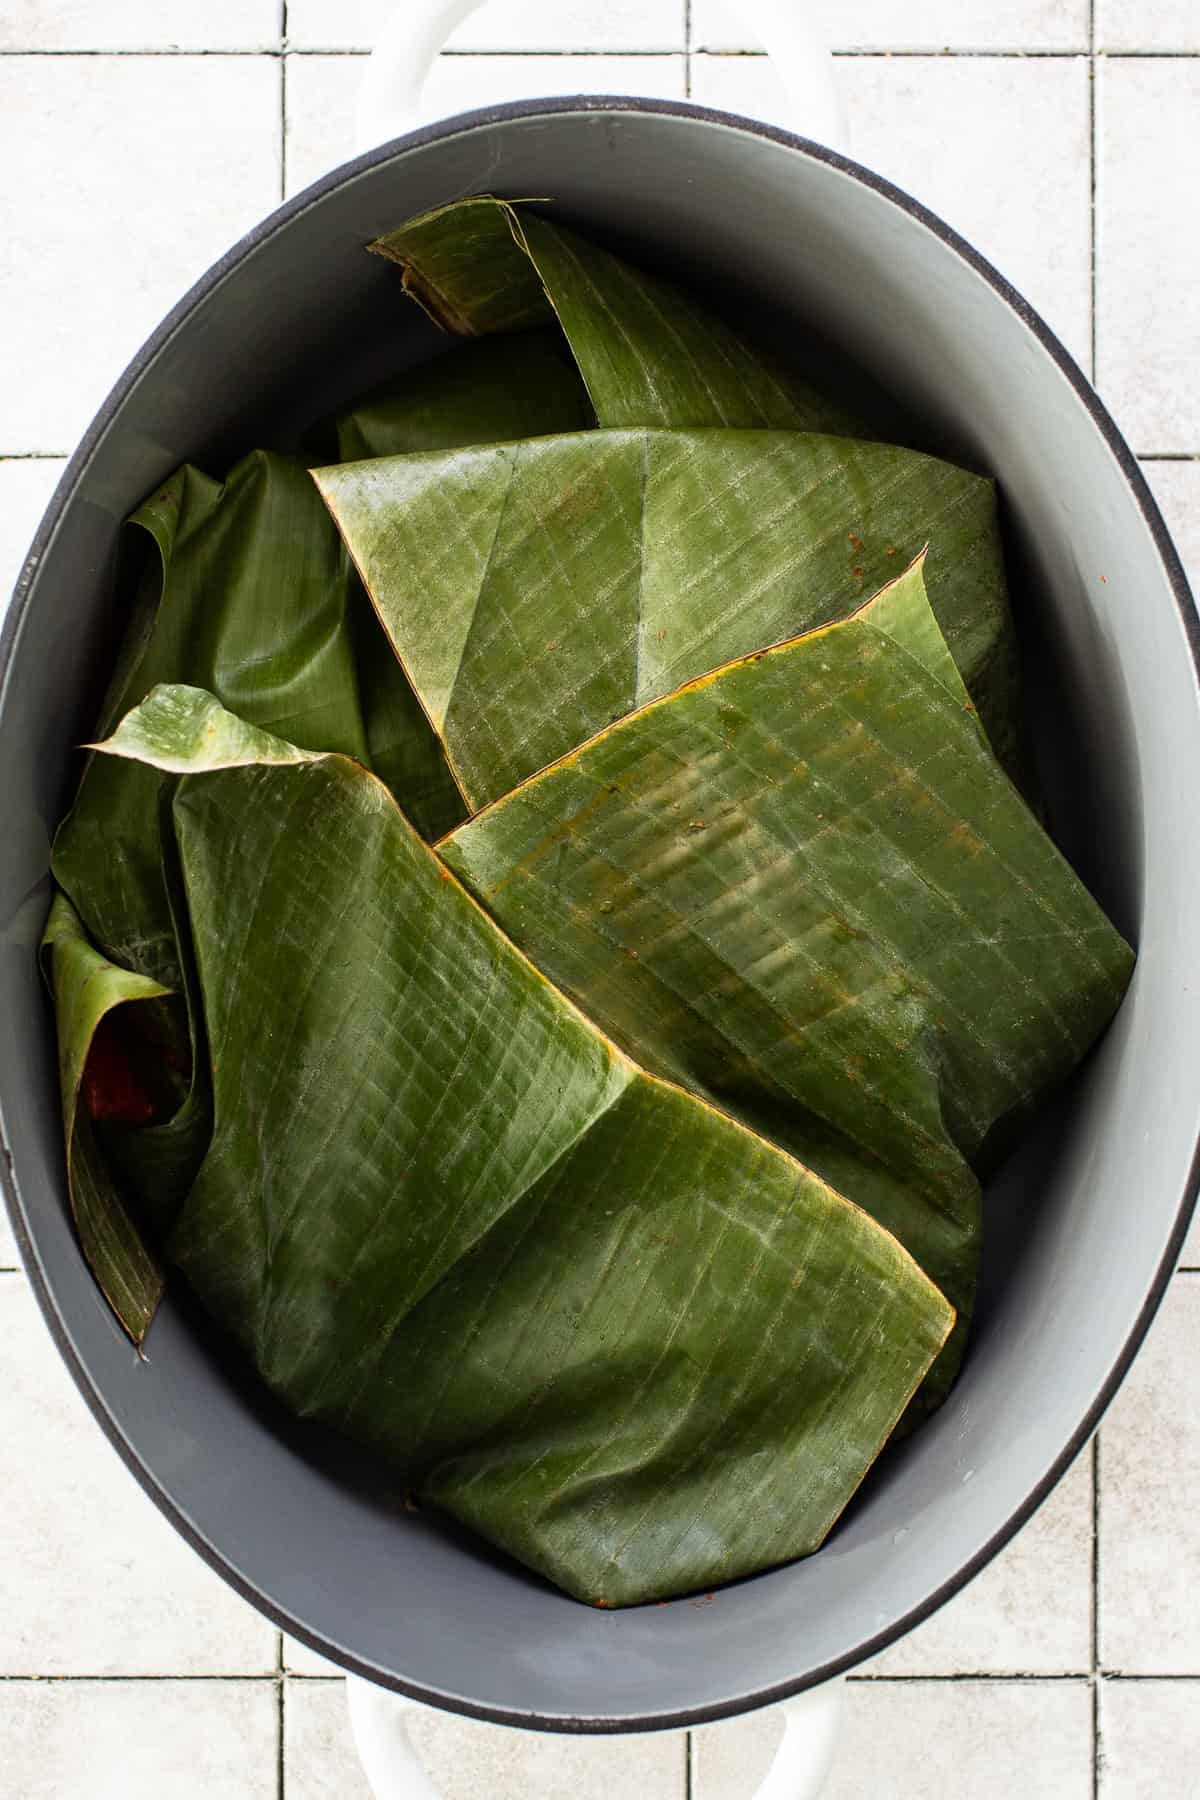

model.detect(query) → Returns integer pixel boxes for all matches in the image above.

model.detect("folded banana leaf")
[41,893,174,1336]
[315,426,1020,808]
[52,340,596,993]
[440,558,1135,1407]
[49,444,470,1271]
[84,684,953,1604]
[370,196,868,436]
[51,452,449,994]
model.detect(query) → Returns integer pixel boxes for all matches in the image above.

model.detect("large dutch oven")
[2,0,1198,1767]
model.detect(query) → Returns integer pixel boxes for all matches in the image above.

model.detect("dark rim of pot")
[2,95,1198,1735]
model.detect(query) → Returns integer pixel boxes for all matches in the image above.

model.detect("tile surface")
[286,1680,688,1799]
[0,1278,277,1675]
[448,0,685,52]
[843,55,1093,372]
[284,0,390,48]
[0,55,280,452]
[1097,59,1200,452]
[285,1681,374,1800]
[869,1448,1093,1675]
[693,1679,1094,1799]
[287,0,686,52]
[1098,1679,1200,1799]
[284,53,363,197]
[1096,1,1200,52]
[1099,1277,1200,1671]
[690,52,791,129]
[691,0,1090,51]
[284,1635,344,1678]
[0,1,280,50]
[1142,461,1200,598]
[0,1679,277,1800]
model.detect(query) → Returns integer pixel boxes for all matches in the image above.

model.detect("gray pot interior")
[2,101,1197,1730]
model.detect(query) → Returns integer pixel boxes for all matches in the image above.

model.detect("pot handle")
[346,1673,846,1799]
[354,0,848,154]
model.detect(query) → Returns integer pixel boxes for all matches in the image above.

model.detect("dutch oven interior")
[2,103,1196,1730]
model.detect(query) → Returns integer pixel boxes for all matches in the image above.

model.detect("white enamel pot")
[2,4,1196,1794]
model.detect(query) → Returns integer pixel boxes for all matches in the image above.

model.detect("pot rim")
[3,93,1198,1735]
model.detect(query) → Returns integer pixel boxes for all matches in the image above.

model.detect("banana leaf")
[370,196,869,436]
[85,684,953,1605]
[333,329,594,461]
[51,325,596,993]
[314,427,1020,811]
[40,893,173,1338]
[51,450,465,999]
[441,560,1135,1407]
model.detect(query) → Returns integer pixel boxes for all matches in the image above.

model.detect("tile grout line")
[832,47,1200,59]
[276,1629,286,1800]
[1086,1673,1200,1683]
[1093,1431,1102,1799]
[279,0,289,206]
[685,1724,694,1799]
[0,44,677,58]
[0,45,1197,59]
[1089,0,1098,386]
[850,1672,1094,1684]
[0,46,294,55]
[851,1673,1200,1686]
[683,0,692,98]
[0,1674,287,1684]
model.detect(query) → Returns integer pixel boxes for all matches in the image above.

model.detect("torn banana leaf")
[334,329,594,461]
[52,450,464,994]
[41,893,173,1339]
[370,196,868,436]
[441,560,1135,1407]
[89,684,953,1605]
[315,427,1019,811]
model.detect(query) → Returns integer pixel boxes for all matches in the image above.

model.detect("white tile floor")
[1,2,1198,1795]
